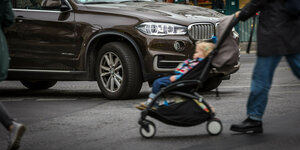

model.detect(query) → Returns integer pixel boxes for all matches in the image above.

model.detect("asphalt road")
[0,54,300,150]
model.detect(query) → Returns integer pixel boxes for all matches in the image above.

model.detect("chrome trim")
[8,69,85,73]
[215,22,220,29]
[153,56,181,71]
[64,0,73,11]
[61,52,75,56]
[159,60,183,63]
[13,9,61,13]
[13,0,73,12]
[188,23,215,40]
[234,61,241,68]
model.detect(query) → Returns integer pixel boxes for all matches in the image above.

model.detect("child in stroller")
[136,40,216,110]
[137,15,240,139]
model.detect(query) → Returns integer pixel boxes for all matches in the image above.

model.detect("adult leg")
[0,103,26,150]
[0,31,9,81]
[230,56,282,133]
[285,53,300,79]
[0,32,12,130]
[0,102,13,130]
[247,55,282,120]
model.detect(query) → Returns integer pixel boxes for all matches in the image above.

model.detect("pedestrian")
[136,40,215,110]
[230,0,300,133]
[1,0,26,149]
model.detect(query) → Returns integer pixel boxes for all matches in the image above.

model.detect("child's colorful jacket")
[174,58,203,80]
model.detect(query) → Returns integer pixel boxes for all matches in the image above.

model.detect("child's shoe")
[136,102,148,110]
[136,99,158,111]
[136,98,153,110]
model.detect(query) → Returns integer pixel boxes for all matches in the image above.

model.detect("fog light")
[173,41,185,52]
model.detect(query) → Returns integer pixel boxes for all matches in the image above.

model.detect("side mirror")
[41,0,62,9]
[60,4,70,11]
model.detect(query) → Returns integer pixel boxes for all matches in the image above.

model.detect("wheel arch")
[85,31,146,81]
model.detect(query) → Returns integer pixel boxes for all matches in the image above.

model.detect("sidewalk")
[240,42,257,54]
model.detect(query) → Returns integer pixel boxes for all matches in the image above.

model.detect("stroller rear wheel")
[206,118,223,135]
[139,120,156,139]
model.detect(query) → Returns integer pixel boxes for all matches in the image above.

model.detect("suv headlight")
[136,22,187,36]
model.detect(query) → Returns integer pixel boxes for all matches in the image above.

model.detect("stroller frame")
[138,16,240,138]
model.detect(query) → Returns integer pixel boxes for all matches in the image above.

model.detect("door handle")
[16,16,24,23]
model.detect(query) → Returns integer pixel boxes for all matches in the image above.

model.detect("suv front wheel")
[95,42,142,99]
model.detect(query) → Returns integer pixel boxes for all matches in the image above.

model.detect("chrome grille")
[188,23,215,40]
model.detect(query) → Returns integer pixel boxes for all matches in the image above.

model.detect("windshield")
[76,0,158,4]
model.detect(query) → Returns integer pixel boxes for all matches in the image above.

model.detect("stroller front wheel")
[139,120,156,139]
[206,118,223,135]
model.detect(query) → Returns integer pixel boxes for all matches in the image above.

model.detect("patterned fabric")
[174,58,203,80]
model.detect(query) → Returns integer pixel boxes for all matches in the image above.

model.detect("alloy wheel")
[99,52,123,93]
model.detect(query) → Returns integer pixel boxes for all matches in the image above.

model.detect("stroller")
[138,15,240,139]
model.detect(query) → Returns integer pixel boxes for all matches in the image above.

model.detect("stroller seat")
[138,15,240,139]
[138,47,222,139]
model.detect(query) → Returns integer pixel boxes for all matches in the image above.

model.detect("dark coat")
[0,0,14,81]
[239,0,300,56]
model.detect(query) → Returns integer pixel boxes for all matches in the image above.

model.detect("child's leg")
[151,76,172,94]
[136,76,172,110]
[136,93,156,110]
[208,104,215,113]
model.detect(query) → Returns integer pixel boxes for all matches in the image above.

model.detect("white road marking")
[0,99,23,102]
[36,98,77,101]
[219,84,300,88]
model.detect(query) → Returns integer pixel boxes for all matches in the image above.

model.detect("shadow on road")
[0,89,103,99]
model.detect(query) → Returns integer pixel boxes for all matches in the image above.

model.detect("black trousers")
[0,102,13,130]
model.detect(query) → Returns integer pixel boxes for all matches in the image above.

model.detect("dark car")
[5,0,239,99]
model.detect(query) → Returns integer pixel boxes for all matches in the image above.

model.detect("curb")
[239,42,257,54]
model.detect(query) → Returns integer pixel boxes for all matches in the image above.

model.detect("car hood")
[83,2,223,25]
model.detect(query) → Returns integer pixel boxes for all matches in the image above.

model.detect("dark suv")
[5,0,239,99]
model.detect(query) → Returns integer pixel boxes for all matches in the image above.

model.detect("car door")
[6,0,79,71]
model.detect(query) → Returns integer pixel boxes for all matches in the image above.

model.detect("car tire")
[20,80,57,90]
[96,42,142,100]
[198,77,222,92]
